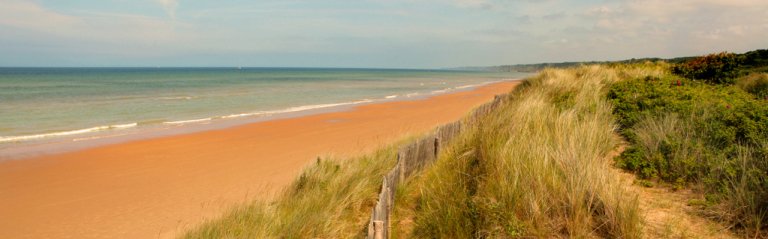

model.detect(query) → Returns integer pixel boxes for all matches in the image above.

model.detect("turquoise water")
[0,67,527,147]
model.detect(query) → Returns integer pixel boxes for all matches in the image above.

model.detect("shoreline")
[0,79,519,160]
[0,80,520,239]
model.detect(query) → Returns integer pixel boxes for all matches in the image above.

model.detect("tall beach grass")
[396,65,655,238]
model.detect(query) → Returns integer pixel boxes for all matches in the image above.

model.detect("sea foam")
[222,99,374,119]
[0,123,138,143]
[163,118,212,125]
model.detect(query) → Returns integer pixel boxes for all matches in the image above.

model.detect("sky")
[0,0,766,68]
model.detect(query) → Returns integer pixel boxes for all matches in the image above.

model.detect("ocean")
[0,67,528,155]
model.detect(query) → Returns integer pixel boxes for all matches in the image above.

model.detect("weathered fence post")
[373,221,384,239]
[397,150,406,183]
[367,209,375,238]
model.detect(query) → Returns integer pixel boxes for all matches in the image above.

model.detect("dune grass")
[392,64,661,238]
[182,146,399,238]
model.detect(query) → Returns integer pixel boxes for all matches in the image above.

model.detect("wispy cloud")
[454,0,494,9]
[0,0,79,32]
[157,0,180,19]
[0,0,187,60]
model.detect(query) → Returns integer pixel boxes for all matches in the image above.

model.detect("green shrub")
[737,73,768,99]
[672,52,742,84]
[608,69,768,234]
[742,49,768,72]
[609,76,768,151]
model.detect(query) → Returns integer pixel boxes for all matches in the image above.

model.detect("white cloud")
[157,0,180,19]
[454,0,494,10]
[0,0,79,32]
[588,6,617,16]
[586,0,768,55]
[0,0,189,58]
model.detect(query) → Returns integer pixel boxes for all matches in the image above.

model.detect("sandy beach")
[0,81,519,239]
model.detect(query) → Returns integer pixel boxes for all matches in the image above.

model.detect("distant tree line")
[466,49,767,74]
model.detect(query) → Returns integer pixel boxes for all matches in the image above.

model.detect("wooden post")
[367,210,375,239]
[386,185,392,239]
[373,220,384,239]
[397,151,405,183]
[434,136,440,158]
[383,185,390,239]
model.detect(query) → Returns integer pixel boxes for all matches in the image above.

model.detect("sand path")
[605,145,737,238]
[0,81,519,239]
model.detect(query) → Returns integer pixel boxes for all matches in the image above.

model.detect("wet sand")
[0,81,520,238]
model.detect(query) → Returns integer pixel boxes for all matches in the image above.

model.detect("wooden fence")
[365,94,508,239]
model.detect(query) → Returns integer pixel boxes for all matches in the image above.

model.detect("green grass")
[182,146,398,239]
[609,62,768,236]
[393,65,657,238]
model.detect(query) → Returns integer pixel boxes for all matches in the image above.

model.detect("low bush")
[737,73,768,99]
[743,49,768,73]
[672,52,742,84]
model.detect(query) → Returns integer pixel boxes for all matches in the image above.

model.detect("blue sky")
[0,0,766,68]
